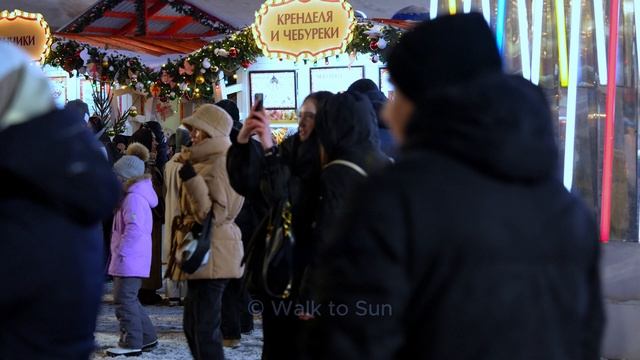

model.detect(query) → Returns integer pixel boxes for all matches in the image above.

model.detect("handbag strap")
[323,159,368,177]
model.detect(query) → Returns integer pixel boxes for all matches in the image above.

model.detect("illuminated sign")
[0,9,52,62]
[252,0,356,61]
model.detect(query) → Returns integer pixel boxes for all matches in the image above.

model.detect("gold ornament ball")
[212,66,220,73]
[102,59,109,67]
[129,109,138,117]
[196,75,205,85]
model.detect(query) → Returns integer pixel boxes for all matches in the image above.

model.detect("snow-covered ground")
[93,289,262,359]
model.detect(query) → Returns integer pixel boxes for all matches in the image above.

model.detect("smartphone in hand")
[254,93,264,111]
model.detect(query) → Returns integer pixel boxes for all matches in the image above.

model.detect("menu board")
[249,71,297,110]
[310,66,364,93]
[379,67,395,98]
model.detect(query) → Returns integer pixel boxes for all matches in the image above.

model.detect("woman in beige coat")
[168,104,244,360]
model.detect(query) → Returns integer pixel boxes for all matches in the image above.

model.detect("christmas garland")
[61,0,126,33]
[46,23,404,103]
[60,0,231,34]
[167,0,232,33]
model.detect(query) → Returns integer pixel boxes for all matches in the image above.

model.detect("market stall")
[3,0,639,241]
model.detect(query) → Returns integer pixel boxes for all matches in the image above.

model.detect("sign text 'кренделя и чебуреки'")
[270,11,340,42]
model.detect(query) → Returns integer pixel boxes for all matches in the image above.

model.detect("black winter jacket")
[308,75,603,360]
[313,91,391,249]
[227,132,322,293]
[0,109,121,359]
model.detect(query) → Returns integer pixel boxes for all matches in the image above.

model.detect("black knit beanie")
[388,13,502,104]
[215,99,240,126]
[131,126,154,153]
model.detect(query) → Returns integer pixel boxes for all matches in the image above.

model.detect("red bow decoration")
[178,59,195,75]
[86,62,100,78]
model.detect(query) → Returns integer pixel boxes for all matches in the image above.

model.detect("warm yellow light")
[0,9,52,62]
[252,0,356,61]
[448,0,457,14]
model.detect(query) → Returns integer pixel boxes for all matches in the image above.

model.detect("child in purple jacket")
[107,143,159,357]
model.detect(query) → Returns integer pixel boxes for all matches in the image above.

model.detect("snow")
[93,303,263,359]
[94,282,262,359]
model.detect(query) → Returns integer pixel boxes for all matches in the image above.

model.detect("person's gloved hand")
[179,161,197,181]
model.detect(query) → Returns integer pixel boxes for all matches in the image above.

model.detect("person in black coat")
[216,99,258,345]
[307,13,603,360]
[0,42,121,359]
[347,79,396,157]
[146,121,169,172]
[297,91,392,307]
[226,91,332,359]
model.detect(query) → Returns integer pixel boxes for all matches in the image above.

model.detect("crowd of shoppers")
[0,12,603,360]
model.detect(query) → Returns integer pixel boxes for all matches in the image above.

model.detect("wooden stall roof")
[55,0,233,55]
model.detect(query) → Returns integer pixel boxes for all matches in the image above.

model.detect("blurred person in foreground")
[307,14,603,360]
[0,42,121,359]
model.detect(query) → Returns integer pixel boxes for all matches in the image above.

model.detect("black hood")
[404,74,558,182]
[363,89,388,129]
[315,91,379,161]
[347,78,389,129]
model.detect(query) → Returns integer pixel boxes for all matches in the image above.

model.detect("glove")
[179,161,197,181]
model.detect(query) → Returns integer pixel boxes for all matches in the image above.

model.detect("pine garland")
[46,22,404,103]
[167,0,232,33]
[62,0,125,33]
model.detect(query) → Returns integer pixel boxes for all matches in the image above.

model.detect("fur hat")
[182,104,232,138]
[113,143,149,180]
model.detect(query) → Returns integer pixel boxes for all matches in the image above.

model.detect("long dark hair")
[303,91,333,110]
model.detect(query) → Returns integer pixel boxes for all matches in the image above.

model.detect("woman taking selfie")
[226,91,331,359]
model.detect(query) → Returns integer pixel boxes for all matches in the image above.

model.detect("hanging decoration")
[61,0,126,33]
[168,0,231,33]
[61,0,231,34]
[46,21,403,103]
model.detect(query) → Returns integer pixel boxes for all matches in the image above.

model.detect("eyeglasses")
[298,112,316,121]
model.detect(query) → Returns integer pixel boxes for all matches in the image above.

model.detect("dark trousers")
[184,279,229,360]
[113,277,157,349]
[221,278,254,339]
[260,296,305,360]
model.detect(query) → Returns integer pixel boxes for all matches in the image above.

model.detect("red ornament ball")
[241,59,251,69]
[229,47,239,58]
[369,41,379,51]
